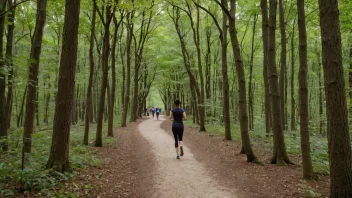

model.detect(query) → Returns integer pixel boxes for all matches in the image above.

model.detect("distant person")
[145,108,149,116]
[156,107,161,120]
[169,99,187,159]
[151,107,155,118]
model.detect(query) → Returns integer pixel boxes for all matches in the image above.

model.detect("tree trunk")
[108,15,120,137]
[194,7,206,132]
[297,0,314,179]
[316,48,324,135]
[84,7,95,142]
[46,0,80,172]
[318,0,352,196]
[278,0,286,131]
[268,0,291,165]
[228,0,257,162]
[5,0,16,131]
[260,0,271,137]
[23,0,48,153]
[36,90,39,126]
[248,13,257,131]
[290,18,296,131]
[349,43,352,114]
[95,2,112,147]
[205,26,211,105]
[0,0,8,151]
[17,87,27,127]
[221,0,231,140]
[121,12,133,127]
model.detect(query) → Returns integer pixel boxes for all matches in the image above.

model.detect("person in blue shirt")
[156,107,162,120]
[169,99,187,159]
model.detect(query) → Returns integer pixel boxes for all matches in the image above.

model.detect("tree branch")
[192,0,222,35]
[213,0,231,19]
[0,0,30,17]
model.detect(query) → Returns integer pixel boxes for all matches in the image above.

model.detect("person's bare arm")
[169,111,173,120]
[183,112,187,120]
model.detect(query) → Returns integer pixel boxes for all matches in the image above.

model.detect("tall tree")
[23,0,48,153]
[121,11,134,127]
[95,0,113,147]
[193,0,231,139]
[290,18,296,131]
[5,0,16,131]
[278,0,286,130]
[318,0,352,196]
[131,5,153,122]
[267,0,291,165]
[260,0,271,136]
[297,0,314,179]
[84,3,96,145]
[215,0,258,162]
[47,0,81,172]
[0,0,7,151]
[108,13,123,137]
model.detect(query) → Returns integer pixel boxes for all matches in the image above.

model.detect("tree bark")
[83,3,95,144]
[108,14,121,137]
[23,0,48,153]
[248,13,257,131]
[278,0,286,131]
[260,0,271,137]
[121,12,133,127]
[228,0,257,162]
[297,0,314,179]
[268,0,291,165]
[290,18,296,131]
[5,0,16,131]
[220,0,231,140]
[95,2,112,147]
[318,0,352,196]
[47,0,80,172]
[0,0,7,151]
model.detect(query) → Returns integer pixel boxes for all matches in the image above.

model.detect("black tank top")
[171,108,184,124]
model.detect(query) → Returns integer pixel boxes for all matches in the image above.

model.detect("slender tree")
[95,0,113,147]
[5,0,16,131]
[297,0,314,179]
[108,14,123,136]
[0,0,7,151]
[278,0,286,130]
[267,0,291,165]
[47,0,81,172]
[84,3,96,145]
[290,18,296,131]
[214,0,258,162]
[260,0,271,136]
[193,0,231,139]
[318,0,352,196]
[121,11,134,127]
[23,0,48,153]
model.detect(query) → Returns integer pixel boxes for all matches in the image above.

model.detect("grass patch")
[0,119,121,197]
[184,115,330,175]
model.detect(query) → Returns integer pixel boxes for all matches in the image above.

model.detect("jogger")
[169,99,187,159]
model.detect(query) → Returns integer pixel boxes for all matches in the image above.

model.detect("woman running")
[169,99,187,159]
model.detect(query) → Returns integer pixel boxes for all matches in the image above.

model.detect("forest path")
[138,116,235,198]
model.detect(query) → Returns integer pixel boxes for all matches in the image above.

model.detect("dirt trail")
[138,116,236,198]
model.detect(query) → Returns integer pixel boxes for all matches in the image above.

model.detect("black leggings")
[172,124,184,148]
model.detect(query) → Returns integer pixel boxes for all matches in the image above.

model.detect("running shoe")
[180,146,184,156]
[176,155,180,159]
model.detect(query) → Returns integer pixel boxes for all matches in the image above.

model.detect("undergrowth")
[0,121,118,197]
[184,116,330,175]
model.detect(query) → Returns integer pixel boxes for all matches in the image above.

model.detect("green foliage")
[185,115,330,175]
[0,121,118,196]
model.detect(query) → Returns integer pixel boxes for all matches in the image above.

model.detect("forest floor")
[72,115,330,198]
